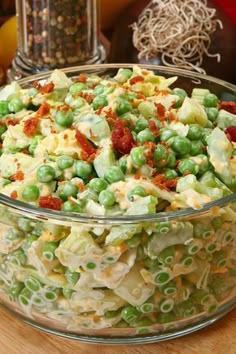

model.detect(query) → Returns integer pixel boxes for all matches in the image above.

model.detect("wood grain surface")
[0,306,236,354]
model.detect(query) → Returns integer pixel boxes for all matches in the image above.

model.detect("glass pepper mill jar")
[8,0,106,80]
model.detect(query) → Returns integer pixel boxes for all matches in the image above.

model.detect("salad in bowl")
[0,64,235,343]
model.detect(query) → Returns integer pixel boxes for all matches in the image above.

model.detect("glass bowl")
[0,64,236,344]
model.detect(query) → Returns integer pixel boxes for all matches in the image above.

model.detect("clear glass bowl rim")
[1,63,236,224]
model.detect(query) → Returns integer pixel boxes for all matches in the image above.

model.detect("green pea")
[190,141,204,156]
[115,68,132,83]
[57,155,74,170]
[115,98,132,116]
[134,117,149,133]
[98,190,116,207]
[173,94,185,108]
[58,182,78,201]
[130,146,146,166]
[75,160,92,178]
[8,282,24,301]
[126,233,141,248]
[201,128,212,145]
[205,107,219,122]
[171,136,191,156]
[65,268,80,284]
[28,135,43,155]
[172,87,188,98]
[0,100,10,116]
[9,249,26,266]
[93,84,105,95]
[19,287,32,306]
[119,156,128,173]
[55,109,74,127]
[164,169,178,179]
[18,218,33,232]
[62,200,83,213]
[25,276,41,292]
[0,123,7,136]
[8,97,24,113]
[86,262,96,269]
[42,241,58,261]
[62,288,75,299]
[166,150,176,168]
[37,165,56,183]
[178,158,198,175]
[104,166,125,183]
[127,186,147,201]
[160,128,177,141]
[89,177,108,193]
[153,144,168,161]
[187,124,203,140]
[121,305,140,324]
[65,94,85,109]
[203,93,218,107]
[137,128,155,143]
[69,82,88,94]
[92,95,108,110]
[22,185,40,201]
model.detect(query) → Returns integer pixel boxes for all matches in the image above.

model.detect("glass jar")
[8,0,106,80]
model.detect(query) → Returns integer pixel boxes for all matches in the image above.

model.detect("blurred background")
[0,0,235,85]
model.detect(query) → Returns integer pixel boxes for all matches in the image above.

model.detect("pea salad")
[0,65,236,335]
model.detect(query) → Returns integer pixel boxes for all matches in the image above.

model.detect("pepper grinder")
[8,0,106,80]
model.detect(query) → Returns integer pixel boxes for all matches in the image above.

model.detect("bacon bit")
[95,105,103,115]
[36,101,51,117]
[219,101,236,114]
[148,120,159,137]
[183,170,192,176]
[141,70,148,76]
[111,118,135,155]
[155,103,166,117]
[57,104,70,113]
[129,75,144,85]
[63,134,68,139]
[23,117,39,136]
[39,195,62,210]
[78,182,85,192]
[9,170,25,181]
[33,80,40,89]
[104,107,117,120]
[75,129,96,157]
[136,92,146,100]
[134,173,142,179]
[5,117,19,126]
[152,173,177,191]
[166,111,179,122]
[10,190,18,199]
[79,91,95,103]
[22,148,30,155]
[74,73,87,83]
[159,89,170,96]
[37,81,55,94]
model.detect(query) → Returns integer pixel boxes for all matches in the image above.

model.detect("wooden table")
[0,306,236,354]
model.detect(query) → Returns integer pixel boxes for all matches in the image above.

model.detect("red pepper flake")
[37,81,55,94]
[39,195,62,210]
[111,118,135,155]
[5,117,20,126]
[75,73,87,83]
[155,103,166,117]
[36,101,51,117]
[148,120,159,137]
[75,129,96,156]
[10,190,18,199]
[134,173,142,179]
[129,75,144,85]
[9,170,25,181]
[23,117,39,136]
[219,101,236,114]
